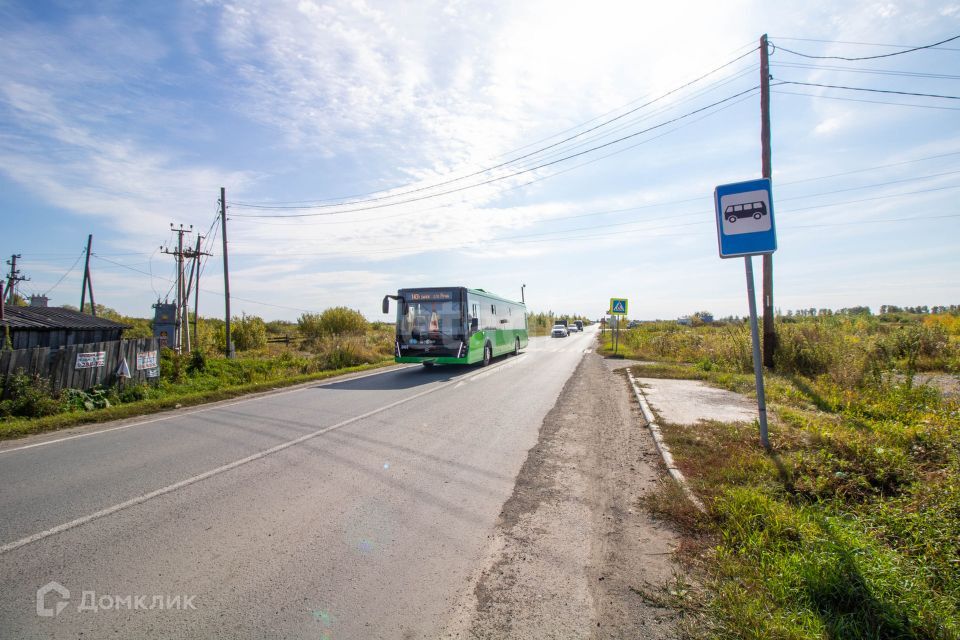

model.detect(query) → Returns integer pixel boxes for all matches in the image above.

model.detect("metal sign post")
[614,315,619,355]
[608,298,628,357]
[715,179,776,450]
[743,256,769,449]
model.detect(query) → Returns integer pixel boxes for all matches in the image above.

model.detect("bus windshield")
[398,290,464,344]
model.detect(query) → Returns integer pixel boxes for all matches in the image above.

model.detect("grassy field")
[601,312,960,639]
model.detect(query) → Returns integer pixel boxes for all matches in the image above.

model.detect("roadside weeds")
[619,360,960,640]
[0,360,396,440]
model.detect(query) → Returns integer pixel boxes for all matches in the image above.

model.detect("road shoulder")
[0,362,412,453]
[445,350,687,638]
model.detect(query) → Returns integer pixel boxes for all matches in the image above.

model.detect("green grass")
[612,315,960,639]
[0,359,395,440]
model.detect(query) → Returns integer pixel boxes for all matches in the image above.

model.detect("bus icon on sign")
[718,188,772,237]
[724,201,767,223]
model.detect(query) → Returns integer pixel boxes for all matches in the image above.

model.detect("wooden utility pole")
[79,236,95,315]
[221,187,234,358]
[760,33,776,368]
[181,235,209,351]
[178,225,185,351]
[183,248,193,354]
[192,235,203,348]
[162,224,193,352]
[6,254,28,304]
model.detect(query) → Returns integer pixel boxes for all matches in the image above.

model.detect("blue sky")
[1,0,958,321]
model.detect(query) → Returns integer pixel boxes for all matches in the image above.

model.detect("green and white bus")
[382,287,528,367]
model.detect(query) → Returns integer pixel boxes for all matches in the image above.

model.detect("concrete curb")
[626,370,706,514]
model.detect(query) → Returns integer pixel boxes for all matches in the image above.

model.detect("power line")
[769,36,960,52]
[91,254,319,315]
[42,249,85,296]
[231,49,760,210]
[232,144,959,237]
[147,246,162,299]
[773,34,960,60]
[225,181,960,261]
[231,88,759,228]
[231,85,761,218]
[771,61,960,80]
[494,38,760,160]
[779,183,960,214]
[779,150,960,186]
[778,169,960,202]
[514,64,759,166]
[772,88,960,111]
[787,212,960,229]
[772,79,960,100]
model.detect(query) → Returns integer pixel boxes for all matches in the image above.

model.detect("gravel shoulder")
[444,349,686,638]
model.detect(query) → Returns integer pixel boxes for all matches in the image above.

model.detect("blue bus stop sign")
[714,178,777,258]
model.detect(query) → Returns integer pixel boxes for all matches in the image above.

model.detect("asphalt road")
[0,329,595,639]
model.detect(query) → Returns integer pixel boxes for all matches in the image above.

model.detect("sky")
[1,0,958,322]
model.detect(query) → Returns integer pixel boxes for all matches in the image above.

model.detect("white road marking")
[0,365,418,456]
[0,359,516,555]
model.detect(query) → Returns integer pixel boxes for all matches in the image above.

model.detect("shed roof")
[0,305,128,331]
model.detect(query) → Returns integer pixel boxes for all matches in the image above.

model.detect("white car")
[551,324,568,338]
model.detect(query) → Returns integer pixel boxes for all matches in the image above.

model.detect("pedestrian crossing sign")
[609,298,628,315]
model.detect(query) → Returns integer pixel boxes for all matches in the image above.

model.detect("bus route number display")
[408,291,454,302]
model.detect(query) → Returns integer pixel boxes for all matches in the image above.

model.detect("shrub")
[299,307,368,344]
[63,387,112,412]
[119,383,149,403]
[885,324,950,375]
[231,313,267,351]
[0,371,61,418]
[160,347,185,383]
[187,349,207,375]
[313,335,382,370]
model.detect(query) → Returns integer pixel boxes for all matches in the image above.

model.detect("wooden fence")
[0,338,161,392]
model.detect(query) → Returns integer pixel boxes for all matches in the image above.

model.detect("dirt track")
[445,350,685,638]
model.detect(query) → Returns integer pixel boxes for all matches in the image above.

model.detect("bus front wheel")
[483,344,492,367]
[513,338,520,356]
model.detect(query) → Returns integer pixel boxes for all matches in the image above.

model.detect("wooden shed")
[0,305,127,349]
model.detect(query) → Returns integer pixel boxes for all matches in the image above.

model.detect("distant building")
[0,305,127,349]
[677,316,692,326]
